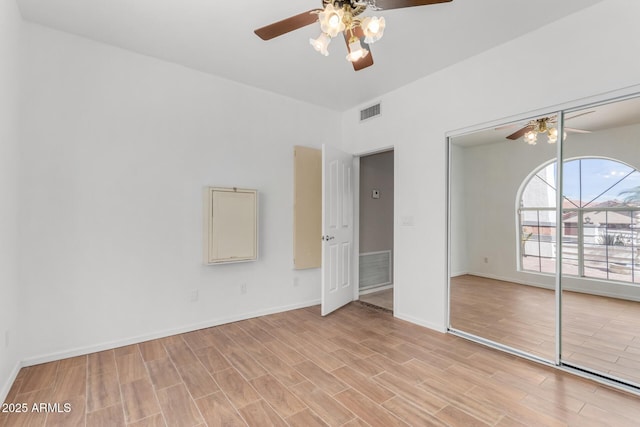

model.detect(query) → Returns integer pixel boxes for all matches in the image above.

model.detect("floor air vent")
[360,103,381,121]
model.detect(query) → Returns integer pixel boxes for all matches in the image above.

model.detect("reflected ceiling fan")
[502,111,594,145]
[254,0,453,71]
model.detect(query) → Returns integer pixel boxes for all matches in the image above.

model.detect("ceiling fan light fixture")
[524,130,537,145]
[537,119,548,134]
[319,4,345,38]
[255,1,454,72]
[361,16,385,43]
[346,38,369,62]
[310,32,331,56]
[546,127,567,144]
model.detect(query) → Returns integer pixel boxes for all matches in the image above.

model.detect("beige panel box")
[293,146,321,269]
[203,187,258,264]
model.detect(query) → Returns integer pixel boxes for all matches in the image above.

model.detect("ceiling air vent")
[360,103,381,122]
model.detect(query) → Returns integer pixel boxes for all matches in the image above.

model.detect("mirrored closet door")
[560,97,640,387]
[448,116,559,363]
[449,93,640,391]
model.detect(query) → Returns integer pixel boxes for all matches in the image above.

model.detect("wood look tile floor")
[2,302,640,427]
[359,288,393,312]
[450,274,640,386]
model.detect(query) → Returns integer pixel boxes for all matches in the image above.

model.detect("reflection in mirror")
[560,96,640,386]
[449,114,559,362]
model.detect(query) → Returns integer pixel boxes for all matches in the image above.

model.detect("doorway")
[358,150,394,312]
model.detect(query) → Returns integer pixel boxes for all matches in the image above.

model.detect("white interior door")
[321,144,354,316]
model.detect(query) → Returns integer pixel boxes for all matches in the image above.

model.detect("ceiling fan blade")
[254,9,321,40]
[352,48,374,71]
[506,126,533,140]
[565,127,592,134]
[344,28,374,71]
[375,0,452,10]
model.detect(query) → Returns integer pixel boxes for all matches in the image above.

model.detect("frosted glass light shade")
[524,130,537,145]
[310,33,331,56]
[361,16,385,44]
[319,4,345,38]
[346,39,369,62]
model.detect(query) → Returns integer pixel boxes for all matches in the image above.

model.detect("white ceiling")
[17,0,603,111]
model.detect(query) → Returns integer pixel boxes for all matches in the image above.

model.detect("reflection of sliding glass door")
[559,98,640,388]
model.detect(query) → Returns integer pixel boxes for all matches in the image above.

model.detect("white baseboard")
[466,271,553,290]
[466,271,640,303]
[20,299,320,368]
[359,284,393,296]
[393,312,447,333]
[1,361,22,405]
[450,271,469,278]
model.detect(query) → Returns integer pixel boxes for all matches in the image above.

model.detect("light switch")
[400,216,414,226]
[372,189,380,199]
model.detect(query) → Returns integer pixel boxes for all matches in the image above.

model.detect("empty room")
[2,0,640,426]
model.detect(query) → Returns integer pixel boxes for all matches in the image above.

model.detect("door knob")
[322,235,335,241]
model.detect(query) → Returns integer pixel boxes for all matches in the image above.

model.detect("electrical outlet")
[293,277,299,287]
[190,290,199,302]
[240,283,247,294]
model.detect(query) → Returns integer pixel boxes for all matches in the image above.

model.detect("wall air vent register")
[360,102,381,122]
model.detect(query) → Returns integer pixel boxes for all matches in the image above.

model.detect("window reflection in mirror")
[560,96,640,386]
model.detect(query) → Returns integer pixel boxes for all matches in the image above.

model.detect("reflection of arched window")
[519,157,640,283]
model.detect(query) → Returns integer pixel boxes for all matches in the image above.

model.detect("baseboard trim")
[20,299,321,368]
[466,271,553,290]
[1,361,22,404]
[466,271,640,302]
[359,284,393,296]
[394,312,446,333]
[450,271,469,278]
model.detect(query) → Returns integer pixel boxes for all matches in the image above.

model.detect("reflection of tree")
[619,185,640,205]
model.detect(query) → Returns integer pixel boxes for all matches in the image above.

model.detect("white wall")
[0,0,24,401]
[448,142,468,277]
[457,136,556,285]
[17,23,339,364]
[340,0,640,331]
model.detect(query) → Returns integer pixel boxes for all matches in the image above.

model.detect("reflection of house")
[561,204,639,271]
[522,185,640,261]
[562,208,636,239]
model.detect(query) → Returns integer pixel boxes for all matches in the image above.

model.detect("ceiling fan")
[254,0,453,71]
[502,111,593,145]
